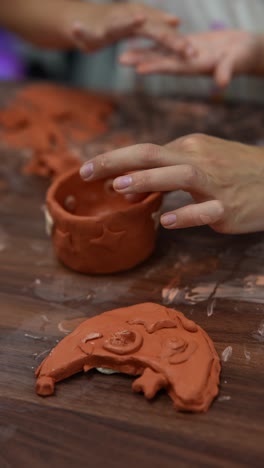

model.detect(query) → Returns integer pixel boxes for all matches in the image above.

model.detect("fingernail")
[161,213,177,226]
[114,175,133,190]
[80,162,94,180]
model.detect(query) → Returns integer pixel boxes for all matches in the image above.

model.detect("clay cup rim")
[46,167,162,225]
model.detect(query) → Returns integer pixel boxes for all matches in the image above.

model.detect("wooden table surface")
[0,87,264,468]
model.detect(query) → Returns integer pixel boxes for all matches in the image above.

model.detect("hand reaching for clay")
[119,30,264,87]
[80,134,264,234]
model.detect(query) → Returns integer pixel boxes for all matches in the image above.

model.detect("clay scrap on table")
[0,83,114,178]
[35,303,221,413]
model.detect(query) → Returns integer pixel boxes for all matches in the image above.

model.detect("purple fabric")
[0,30,26,79]
[210,20,227,31]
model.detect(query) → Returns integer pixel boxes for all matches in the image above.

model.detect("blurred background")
[0,28,71,83]
[1,0,264,101]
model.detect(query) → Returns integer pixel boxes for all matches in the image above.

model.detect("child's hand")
[70,2,188,54]
[80,134,264,234]
[119,30,264,87]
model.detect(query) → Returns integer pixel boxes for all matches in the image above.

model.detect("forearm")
[0,0,86,49]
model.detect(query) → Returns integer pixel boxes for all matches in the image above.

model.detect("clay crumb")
[221,346,232,362]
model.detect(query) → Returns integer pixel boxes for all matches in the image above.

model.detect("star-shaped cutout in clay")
[90,226,126,252]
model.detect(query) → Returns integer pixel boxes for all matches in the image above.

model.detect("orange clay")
[0,83,114,178]
[35,303,221,413]
[46,168,163,273]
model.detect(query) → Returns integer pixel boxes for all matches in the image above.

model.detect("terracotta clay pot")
[45,168,163,274]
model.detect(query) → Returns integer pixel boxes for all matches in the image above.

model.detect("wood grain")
[0,86,264,468]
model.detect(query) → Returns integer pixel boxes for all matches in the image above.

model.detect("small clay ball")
[64,195,76,213]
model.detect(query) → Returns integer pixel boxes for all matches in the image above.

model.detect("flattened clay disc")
[35,303,221,412]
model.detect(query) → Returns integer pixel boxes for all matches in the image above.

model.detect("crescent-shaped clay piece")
[35,303,221,412]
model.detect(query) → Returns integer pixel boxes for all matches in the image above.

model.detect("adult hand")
[119,30,264,87]
[80,134,264,234]
[70,2,190,54]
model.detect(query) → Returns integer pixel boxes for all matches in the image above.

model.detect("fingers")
[129,6,191,55]
[120,47,199,75]
[120,45,196,67]
[139,24,181,53]
[158,33,192,57]
[104,13,145,41]
[112,165,206,194]
[71,21,104,51]
[161,13,181,27]
[80,152,206,195]
[133,6,180,27]
[71,16,145,51]
[119,47,159,66]
[80,144,187,181]
[161,200,224,229]
[137,56,188,75]
[132,18,191,55]
[214,54,234,88]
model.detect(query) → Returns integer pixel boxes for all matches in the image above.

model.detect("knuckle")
[182,164,198,187]
[191,211,202,227]
[185,206,204,227]
[140,143,161,165]
[133,172,151,192]
[178,133,206,153]
[97,153,112,170]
